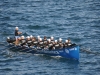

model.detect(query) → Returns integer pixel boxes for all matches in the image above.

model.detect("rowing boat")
[7,44,80,60]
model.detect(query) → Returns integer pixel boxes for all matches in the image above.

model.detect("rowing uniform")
[43,39,48,47]
[58,42,63,49]
[51,40,54,43]
[26,40,32,47]
[20,39,26,46]
[15,30,19,39]
[64,43,68,47]
[39,41,44,48]
[7,37,16,44]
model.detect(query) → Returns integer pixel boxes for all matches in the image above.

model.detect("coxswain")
[15,27,22,45]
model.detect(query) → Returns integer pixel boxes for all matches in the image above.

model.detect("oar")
[0,45,16,55]
[17,45,30,51]
[0,45,15,51]
[26,47,37,53]
[80,47,100,55]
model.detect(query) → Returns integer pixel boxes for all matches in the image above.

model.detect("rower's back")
[38,38,44,48]
[7,37,16,44]
[20,36,26,46]
[26,36,32,47]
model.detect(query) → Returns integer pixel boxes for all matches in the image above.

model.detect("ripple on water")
[0,0,100,75]
[0,68,12,71]
[26,25,50,30]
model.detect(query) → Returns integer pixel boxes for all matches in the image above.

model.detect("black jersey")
[15,30,18,36]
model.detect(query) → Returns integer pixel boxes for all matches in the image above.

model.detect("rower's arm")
[18,32,22,35]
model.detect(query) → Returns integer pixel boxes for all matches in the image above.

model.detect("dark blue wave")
[0,0,100,75]
[26,25,50,30]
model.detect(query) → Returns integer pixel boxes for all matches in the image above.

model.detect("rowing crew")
[7,35,72,50]
[7,27,75,50]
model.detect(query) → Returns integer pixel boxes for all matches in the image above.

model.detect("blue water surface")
[0,0,100,75]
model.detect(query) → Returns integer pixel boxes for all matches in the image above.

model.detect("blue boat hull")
[8,44,80,60]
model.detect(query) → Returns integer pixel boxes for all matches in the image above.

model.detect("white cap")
[59,38,62,41]
[7,37,10,39]
[51,36,54,40]
[48,39,51,42]
[26,36,30,39]
[37,36,40,38]
[39,38,42,41]
[21,36,24,39]
[15,27,18,30]
[65,40,68,43]
[55,40,57,42]
[30,35,33,38]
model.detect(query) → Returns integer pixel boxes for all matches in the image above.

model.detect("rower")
[43,36,47,41]
[58,38,63,49]
[32,37,38,46]
[26,36,32,47]
[42,36,48,49]
[50,36,54,43]
[15,27,22,45]
[30,35,33,40]
[20,36,26,46]
[50,40,56,50]
[37,37,42,49]
[48,39,54,50]
[44,45,49,50]
[17,37,22,45]
[43,36,47,44]
[58,38,62,43]
[37,35,40,42]
[67,39,72,46]
[44,39,51,50]
[64,40,68,47]
[7,37,16,44]
[47,39,53,47]
[54,40,59,49]
[38,38,44,48]
[7,37,11,43]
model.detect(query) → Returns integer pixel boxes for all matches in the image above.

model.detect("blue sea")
[0,0,100,75]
